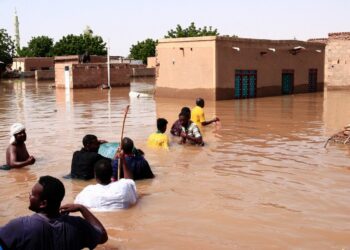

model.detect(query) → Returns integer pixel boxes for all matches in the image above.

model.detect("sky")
[1,0,349,57]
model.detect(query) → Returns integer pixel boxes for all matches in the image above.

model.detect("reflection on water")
[0,78,350,249]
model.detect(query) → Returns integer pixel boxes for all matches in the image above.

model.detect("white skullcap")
[9,123,25,144]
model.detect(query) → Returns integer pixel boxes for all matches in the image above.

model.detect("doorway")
[234,70,257,99]
[308,69,317,92]
[281,70,294,95]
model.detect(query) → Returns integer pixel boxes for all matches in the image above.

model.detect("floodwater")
[0,78,349,249]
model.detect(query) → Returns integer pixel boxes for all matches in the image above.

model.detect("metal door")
[282,71,294,95]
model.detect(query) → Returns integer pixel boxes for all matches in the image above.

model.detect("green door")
[234,74,241,98]
[282,72,293,95]
[249,73,256,97]
[234,70,257,99]
[242,75,249,98]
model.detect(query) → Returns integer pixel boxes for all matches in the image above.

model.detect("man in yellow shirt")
[147,118,169,149]
[191,98,219,127]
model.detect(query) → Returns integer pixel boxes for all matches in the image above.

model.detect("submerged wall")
[55,63,131,88]
[54,55,131,88]
[35,69,55,80]
[325,32,350,89]
[13,57,54,72]
[71,63,131,88]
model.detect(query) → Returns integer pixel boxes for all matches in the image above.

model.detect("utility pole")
[107,39,111,88]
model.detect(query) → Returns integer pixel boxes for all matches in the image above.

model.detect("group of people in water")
[0,97,219,249]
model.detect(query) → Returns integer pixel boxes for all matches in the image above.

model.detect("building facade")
[156,36,325,100]
[324,32,350,89]
[12,57,54,72]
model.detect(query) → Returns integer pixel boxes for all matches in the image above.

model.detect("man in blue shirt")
[0,176,108,250]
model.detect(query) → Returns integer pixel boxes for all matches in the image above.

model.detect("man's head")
[82,134,99,152]
[196,98,205,108]
[179,110,190,127]
[157,118,168,133]
[29,176,65,213]
[10,123,26,144]
[181,107,191,116]
[121,137,134,154]
[94,159,112,185]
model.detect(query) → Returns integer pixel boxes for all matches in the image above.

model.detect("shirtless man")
[6,123,35,169]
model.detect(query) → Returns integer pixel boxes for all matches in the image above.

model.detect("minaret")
[14,9,20,54]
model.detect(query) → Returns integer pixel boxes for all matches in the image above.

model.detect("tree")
[0,29,15,65]
[18,36,54,57]
[53,34,106,56]
[164,22,219,38]
[129,38,157,64]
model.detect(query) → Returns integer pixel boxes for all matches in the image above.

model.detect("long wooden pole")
[118,105,130,180]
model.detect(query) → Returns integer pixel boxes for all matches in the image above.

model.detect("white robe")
[74,179,137,211]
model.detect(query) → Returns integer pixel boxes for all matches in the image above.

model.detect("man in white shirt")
[74,158,137,211]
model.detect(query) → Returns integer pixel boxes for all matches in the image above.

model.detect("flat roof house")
[156,36,325,100]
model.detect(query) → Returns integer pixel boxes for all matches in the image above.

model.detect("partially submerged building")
[156,36,325,100]
[11,57,54,79]
[12,57,54,72]
[54,55,131,88]
[323,32,350,89]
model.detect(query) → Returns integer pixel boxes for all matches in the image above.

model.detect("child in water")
[147,118,169,149]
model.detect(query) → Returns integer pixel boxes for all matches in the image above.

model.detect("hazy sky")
[1,0,349,56]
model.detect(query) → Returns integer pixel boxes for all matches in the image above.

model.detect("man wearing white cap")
[5,123,35,169]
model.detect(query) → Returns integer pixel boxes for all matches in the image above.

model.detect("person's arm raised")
[119,150,133,179]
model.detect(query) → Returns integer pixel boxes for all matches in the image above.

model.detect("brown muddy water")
[0,78,349,249]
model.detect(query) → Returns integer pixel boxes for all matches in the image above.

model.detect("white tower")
[14,9,20,54]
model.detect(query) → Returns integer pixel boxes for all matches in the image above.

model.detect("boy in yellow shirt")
[191,98,219,127]
[147,118,169,149]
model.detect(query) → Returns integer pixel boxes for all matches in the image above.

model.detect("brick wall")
[72,63,131,88]
[12,57,54,71]
[55,62,131,88]
[325,32,350,89]
[35,70,55,80]
[132,67,155,77]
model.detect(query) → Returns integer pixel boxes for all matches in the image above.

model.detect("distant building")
[12,57,54,72]
[156,36,325,100]
[110,56,143,65]
[147,57,157,68]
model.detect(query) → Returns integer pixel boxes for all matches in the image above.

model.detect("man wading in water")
[179,110,204,146]
[4,123,35,169]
